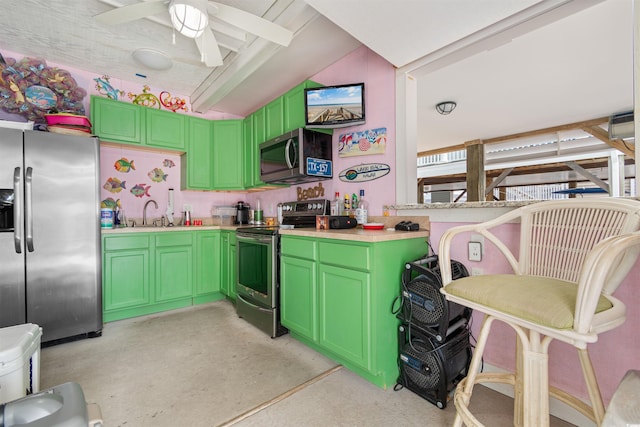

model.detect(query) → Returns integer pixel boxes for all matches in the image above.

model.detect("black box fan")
[397,324,471,409]
[398,255,471,341]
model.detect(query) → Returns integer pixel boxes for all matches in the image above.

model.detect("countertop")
[101,225,241,234]
[102,221,430,243]
[278,227,429,243]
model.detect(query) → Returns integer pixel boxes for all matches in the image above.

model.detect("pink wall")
[429,221,640,404]
[243,46,397,215]
[1,47,397,218]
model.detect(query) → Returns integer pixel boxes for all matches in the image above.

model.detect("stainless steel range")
[235,199,330,337]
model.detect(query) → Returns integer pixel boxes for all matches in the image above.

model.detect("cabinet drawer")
[319,241,370,271]
[282,237,316,260]
[104,235,149,251]
[155,232,193,247]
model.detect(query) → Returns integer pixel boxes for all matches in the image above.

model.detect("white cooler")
[0,324,42,404]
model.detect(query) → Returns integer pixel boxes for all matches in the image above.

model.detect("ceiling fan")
[94,0,294,67]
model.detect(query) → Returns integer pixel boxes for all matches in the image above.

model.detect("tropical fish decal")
[103,177,126,193]
[130,183,151,198]
[114,157,135,173]
[163,159,176,168]
[101,197,121,209]
[148,168,167,183]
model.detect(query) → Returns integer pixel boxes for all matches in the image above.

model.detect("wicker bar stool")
[437,199,640,426]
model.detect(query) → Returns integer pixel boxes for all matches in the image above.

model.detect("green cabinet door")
[146,108,186,150]
[242,115,256,188]
[318,264,371,371]
[155,233,193,302]
[103,235,151,318]
[281,256,317,341]
[265,96,284,140]
[283,80,321,131]
[212,120,243,189]
[91,95,144,145]
[229,239,237,300]
[220,231,237,299]
[181,116,213,190]
[194,231,221,298]
[253,106,266,146]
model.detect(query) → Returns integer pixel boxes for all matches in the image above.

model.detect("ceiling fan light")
[169,0,208,39]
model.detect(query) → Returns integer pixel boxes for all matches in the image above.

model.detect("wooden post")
[465,139,485,202]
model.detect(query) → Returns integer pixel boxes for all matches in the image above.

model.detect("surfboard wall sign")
[338,163,391,182]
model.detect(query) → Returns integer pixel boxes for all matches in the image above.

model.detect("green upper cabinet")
[181,116,213,190]
[242,115,257,188]
[265,96,284,140]
[212,119,243,190]
[90,95,185,151]
[91,95,144,145]
[283,80,322,131]
[146,108,186,150]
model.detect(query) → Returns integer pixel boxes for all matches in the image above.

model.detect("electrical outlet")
[183,204,192,212]
[468,241,482,261]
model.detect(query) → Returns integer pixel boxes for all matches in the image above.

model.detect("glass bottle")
[332,192,343,216]
[356,189,368,225]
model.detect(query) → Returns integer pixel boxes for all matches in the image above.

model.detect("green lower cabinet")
[220,231,237,300]
[318,264,371,371]
[155,243,193,303]
[280,235,427,389]
[103,248,151,311]
[194,231,221,303]
[281,256,317,341]
[103,230,224,322]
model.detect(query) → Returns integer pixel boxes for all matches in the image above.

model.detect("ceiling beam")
[582,125,635,159]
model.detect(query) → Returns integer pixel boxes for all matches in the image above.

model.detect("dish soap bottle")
[356,189,368,225]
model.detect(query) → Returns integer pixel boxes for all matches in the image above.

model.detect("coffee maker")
[235,201,250,224]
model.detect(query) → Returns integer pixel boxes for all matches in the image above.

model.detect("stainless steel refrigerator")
[0,127,102,343]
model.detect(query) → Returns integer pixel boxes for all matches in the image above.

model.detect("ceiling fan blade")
[195,28,223,67]
[209,2,293,47]
[94,0,168,25]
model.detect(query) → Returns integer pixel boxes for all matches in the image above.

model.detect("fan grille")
[404,276,446,326]
[402,338,442,390]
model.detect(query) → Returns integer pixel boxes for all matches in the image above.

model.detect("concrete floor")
[40,300,575,426]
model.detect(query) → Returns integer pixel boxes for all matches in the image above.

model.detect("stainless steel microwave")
[260,128,333,184]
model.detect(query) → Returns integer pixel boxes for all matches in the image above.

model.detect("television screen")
[304,83,365,129]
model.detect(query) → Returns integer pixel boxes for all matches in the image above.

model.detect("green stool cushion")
[446,274,613,329]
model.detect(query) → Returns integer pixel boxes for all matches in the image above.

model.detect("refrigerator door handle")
[25,166,34,252]
[13,167,22,253]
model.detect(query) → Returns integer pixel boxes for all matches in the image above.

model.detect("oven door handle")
[237,294,273,314]
[236,233,273,244]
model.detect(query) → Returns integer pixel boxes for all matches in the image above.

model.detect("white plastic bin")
[0,323,43,404]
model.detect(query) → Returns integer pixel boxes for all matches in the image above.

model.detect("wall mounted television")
[304,82,365,129]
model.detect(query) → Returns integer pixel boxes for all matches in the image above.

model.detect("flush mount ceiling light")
[132,48,173,71]
[436,101,457,115]
[169,0,209,39]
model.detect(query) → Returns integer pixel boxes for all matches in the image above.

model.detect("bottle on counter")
[331,192,343,216]
[356,189,368,225]
[344,193,351,214]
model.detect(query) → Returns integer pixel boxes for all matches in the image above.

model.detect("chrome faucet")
[142,199,158,226]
